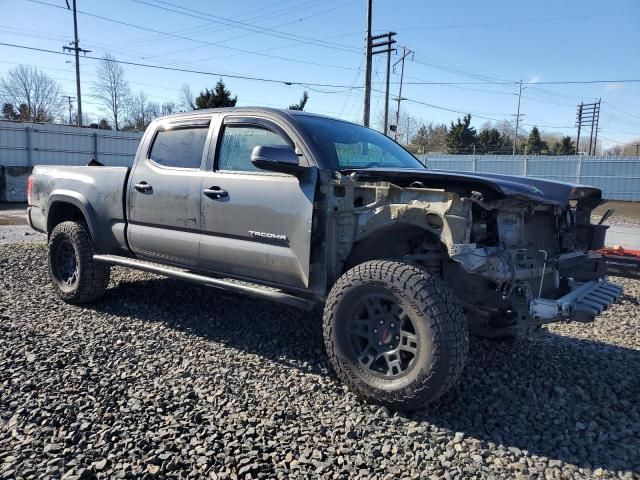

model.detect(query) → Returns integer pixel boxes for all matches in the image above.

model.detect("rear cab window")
[148,126,209,169]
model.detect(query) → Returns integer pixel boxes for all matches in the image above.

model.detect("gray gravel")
[0,226,46,245]
[1,243,639,480]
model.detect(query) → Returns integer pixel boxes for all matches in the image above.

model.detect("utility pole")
[576,102,583,154]
[62,95,74,125]
[633,144,640,156]
[513,80,523,155]
[369,32,396,135]
[592,98,601,155]
[363,0,373,127]
[383,33,393,135]
[393,46,413,141]
[576,99,600,155]
[62,0,90,127]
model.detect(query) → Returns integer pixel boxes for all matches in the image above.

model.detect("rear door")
[127,116,213,266]
[198,114,316,288]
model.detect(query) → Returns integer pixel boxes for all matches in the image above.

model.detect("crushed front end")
[322,169,623,338]
[446,189,623,336]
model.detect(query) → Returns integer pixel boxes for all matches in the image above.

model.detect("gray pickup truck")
[28,107,622,410]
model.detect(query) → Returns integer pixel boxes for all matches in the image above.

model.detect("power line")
[402,79,640,86]
[131,0,362,53]
[25,0,361,71]
[377,89,575,129]
[127,0,327,48]
[0,41,363,89]
[137,1,351,64]
[410,55,510,84]
[0,40,631,134]
[598,135,638,146]
[606,103,640,121]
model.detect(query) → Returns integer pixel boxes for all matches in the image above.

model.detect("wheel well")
[343,225,444,272]
[47,202,86,234]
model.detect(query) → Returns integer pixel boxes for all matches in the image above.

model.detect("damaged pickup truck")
[27,108,622,409]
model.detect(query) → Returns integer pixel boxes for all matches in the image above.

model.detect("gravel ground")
[593,201,640,225]
[1,243,639,480]
[0,226,45,245]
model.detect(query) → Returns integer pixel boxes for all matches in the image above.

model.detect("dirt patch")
[0,203,27,225]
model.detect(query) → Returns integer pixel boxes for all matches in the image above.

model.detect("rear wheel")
[323,260,468,410]
[48,221,110,304]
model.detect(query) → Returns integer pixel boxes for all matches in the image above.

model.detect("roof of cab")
[155,106,358,126]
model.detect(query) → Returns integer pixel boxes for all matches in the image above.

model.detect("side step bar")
[93,254,317,311]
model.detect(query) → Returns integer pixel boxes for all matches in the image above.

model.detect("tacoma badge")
[248,230,288,242]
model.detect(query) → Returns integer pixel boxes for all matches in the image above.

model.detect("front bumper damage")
[530,279,623,323]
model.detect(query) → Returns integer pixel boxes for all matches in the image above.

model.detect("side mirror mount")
[251,145,305,175]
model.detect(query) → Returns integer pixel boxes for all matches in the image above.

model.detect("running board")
[93,254,317,311]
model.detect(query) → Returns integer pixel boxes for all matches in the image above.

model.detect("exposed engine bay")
[319,169,622,337]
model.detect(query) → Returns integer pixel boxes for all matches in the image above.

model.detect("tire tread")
[323,260,469,410]
[48,221,110,304]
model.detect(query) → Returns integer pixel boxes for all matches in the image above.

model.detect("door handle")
[203,186,229,200]
[134,182,153,194]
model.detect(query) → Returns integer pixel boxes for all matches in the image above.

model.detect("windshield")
[296,115,425,170]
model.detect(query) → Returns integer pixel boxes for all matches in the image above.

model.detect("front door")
[199,115,316,288]
[127,117,212,266]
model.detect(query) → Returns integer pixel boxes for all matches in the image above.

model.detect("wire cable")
[0,41,364,88]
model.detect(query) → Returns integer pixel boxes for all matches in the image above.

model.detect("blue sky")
[1,0,639,148]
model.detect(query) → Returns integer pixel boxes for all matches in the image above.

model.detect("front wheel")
[323,260,468,410]
[48,221,110,304]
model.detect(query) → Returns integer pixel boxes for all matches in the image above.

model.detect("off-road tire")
[48,221,110,304]
[323,260,468,410]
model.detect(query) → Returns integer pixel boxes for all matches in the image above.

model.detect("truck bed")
[28,165,130,253]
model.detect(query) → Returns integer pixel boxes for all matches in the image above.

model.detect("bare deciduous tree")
[161,101,176,116]
[92,54,130,131]
[147,101,160,121]
[126,90,157,131]
[0,65,64,123]
[180,84,196,111]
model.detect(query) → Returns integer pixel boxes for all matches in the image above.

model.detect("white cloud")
[605,83,623,91]
[527,75,541,84]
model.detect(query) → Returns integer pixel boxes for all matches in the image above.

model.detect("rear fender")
[47,190,98,240]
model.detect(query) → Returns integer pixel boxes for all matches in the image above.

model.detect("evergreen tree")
[289,91,309,111]
[555,135,575,155]
[446,114,476,154]
[499,133,514,155]
[195,79,238,109]
[526,126,548,154]
[2,103,18,120]
[98,118,113,130]
[476,128,503,154]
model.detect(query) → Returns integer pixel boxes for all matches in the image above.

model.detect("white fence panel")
[0,120,143,168]
[2,125,639,201]
[421,154,640,201]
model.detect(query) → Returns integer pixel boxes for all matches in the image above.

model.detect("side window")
[218,124,290,172]
[335,142,405,168]
[149,127,209,169]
